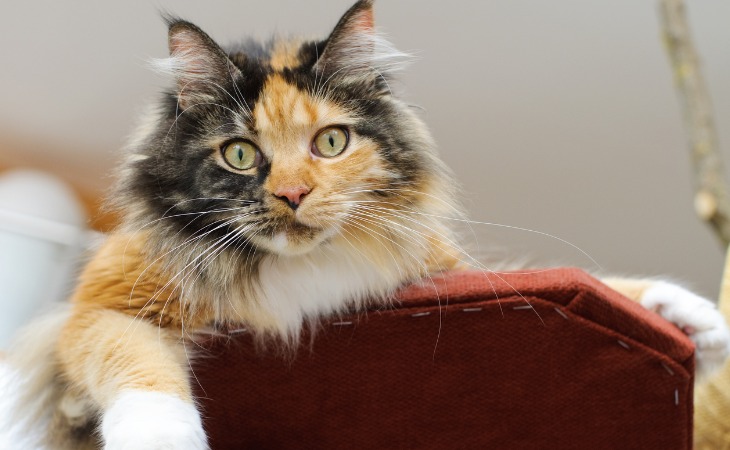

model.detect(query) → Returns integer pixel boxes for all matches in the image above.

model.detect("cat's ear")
[155,19,242,109]
[315,0,407,80]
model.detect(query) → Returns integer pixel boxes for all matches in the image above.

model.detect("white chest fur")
[249,236,423,337]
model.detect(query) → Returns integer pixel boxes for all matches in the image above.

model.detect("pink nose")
[274,186,311,210]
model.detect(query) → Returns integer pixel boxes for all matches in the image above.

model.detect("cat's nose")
[274,186,311,211]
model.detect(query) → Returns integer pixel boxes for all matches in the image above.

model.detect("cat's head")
[116,0,457,261]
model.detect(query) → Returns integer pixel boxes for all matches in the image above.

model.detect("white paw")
[641,282,730,376]
[102,390,208,450]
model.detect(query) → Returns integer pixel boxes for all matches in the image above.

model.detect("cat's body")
[1,1,729,449]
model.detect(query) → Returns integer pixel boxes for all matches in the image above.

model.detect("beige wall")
[1,0,728,297]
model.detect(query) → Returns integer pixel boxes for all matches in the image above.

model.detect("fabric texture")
[193,268,694,449]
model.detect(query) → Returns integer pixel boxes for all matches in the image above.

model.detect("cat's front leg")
[603,277,730,376]
[57,308,208,450]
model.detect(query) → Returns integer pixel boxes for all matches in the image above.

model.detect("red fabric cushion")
[193,268,694,449]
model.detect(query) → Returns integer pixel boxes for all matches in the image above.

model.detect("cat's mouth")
[282,219,319,235]
[253,216,333,256]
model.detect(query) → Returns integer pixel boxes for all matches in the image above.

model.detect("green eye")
[312,126,349,158]
[222,141,260,170]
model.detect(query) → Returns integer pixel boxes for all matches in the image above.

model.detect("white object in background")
[0,170,97,348]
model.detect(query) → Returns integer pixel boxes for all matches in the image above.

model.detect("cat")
[1,1,728,449]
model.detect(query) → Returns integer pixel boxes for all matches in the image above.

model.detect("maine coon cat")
[1,1,729,448]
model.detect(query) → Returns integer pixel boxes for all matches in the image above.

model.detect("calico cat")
[1,1,729,449]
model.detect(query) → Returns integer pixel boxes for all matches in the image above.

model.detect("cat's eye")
[312,126,349,158]
[222,140,261,170]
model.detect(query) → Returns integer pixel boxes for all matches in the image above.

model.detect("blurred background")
[0,0,728,299]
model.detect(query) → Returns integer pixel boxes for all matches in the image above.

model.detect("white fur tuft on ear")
[149,54,193,79]
[317,32,411,78]
[149,57,199,100]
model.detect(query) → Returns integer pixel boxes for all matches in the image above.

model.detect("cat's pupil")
[237,148,243,161]
[328,135,334,147]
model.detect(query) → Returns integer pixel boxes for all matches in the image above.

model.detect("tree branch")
[659,0,730,246]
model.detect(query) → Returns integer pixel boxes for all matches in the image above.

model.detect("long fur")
[1,2,465,447]
[0,306,97,449]
[3,1,719,448]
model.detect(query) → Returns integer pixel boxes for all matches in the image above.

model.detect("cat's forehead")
[225,37,350,135]
[253,73,350,135]
[268,38,310,71]
[230,36,316,71]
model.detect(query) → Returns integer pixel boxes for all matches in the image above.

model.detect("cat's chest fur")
[223,234,429,337]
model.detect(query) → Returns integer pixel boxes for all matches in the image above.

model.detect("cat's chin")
[255,224,337,256]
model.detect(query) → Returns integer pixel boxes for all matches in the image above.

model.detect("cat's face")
[119,0,448,258]
[244,72,394,254]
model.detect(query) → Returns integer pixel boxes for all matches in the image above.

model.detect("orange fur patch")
[255,74,329,199]
[56,234,211,403]
[68,234,210,329]
[269,39,305,71]
[601,278,654,303]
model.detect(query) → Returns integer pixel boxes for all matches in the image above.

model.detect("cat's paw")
[102,390,208,450]
[641,282,730,376]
